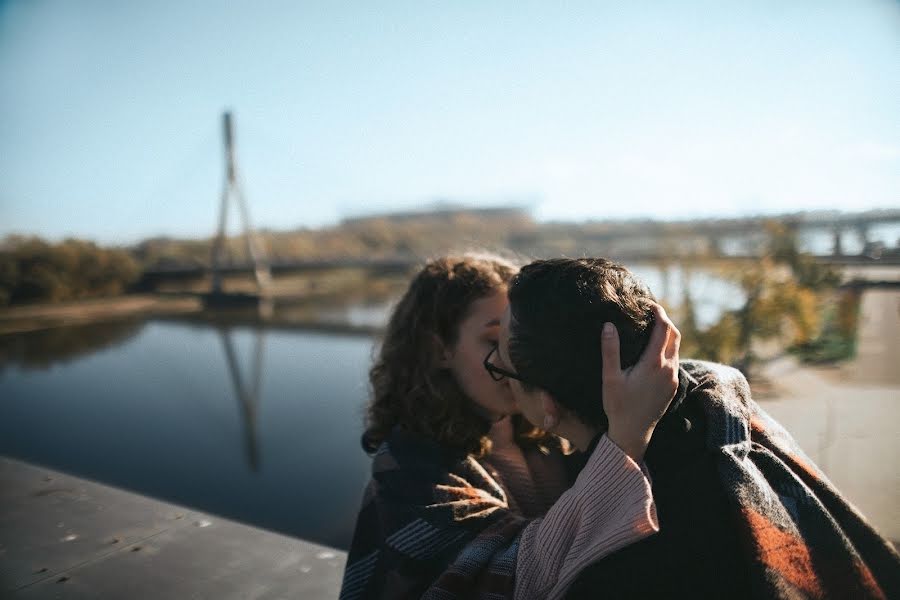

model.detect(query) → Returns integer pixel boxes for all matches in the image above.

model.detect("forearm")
[513,435,658,600]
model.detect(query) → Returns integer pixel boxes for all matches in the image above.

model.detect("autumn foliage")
[0,237,140,306]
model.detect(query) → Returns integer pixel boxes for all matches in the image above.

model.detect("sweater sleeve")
[513,434,659,600]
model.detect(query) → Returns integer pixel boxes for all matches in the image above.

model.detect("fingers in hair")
[601,321,622,379]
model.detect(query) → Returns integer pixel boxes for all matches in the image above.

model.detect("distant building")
[341,205,531,226]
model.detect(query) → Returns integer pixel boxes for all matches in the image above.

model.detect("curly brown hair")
[363,253,557,458]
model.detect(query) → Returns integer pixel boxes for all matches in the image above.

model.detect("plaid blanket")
[685,360,899,599]
[339,427,532,599]
[342,360,900,599]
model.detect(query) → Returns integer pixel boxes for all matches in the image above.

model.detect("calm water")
[0,320,376,550]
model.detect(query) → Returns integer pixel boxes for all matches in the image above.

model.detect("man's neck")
[559,419,600,452]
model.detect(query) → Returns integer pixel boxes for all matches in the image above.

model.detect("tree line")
[0,237,140,306]
[0,220,858,373]
[676,222,853,371]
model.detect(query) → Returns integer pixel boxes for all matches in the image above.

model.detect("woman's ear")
[541,392,560,431]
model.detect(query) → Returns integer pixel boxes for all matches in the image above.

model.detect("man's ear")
[435,334,453,368]
[540,391,560,431]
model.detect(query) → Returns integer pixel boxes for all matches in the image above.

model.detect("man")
[487,257,899,599]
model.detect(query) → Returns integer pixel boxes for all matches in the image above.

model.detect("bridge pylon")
[209,111,271,297]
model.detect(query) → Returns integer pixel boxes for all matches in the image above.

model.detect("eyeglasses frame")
[482,344,529,384]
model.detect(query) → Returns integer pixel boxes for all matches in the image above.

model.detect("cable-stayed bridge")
[155,114,900,300]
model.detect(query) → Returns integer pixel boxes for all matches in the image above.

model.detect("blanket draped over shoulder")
[339,427,533,600]
[341,360,900,600]
[683,360,900,600]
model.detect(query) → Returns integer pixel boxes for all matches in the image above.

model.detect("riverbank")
[0,282,401,336]
[3,263,896,337]
[0,295,202,336]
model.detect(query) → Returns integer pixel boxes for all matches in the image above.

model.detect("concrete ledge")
[0,457,346,599]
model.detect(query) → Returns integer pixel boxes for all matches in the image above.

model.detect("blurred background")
[1,0,898,552]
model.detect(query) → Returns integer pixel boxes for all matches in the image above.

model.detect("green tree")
[680,221,843,375]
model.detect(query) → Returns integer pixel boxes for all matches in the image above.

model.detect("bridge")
[139,207,900,290]
[510,209,900,261]
[159,113,900,300]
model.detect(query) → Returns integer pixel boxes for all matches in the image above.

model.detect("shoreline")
[3,264,895,337]
[0,294,386,337]
[0,295,202,336]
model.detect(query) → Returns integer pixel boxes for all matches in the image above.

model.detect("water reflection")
[217,326,264,471]
[0,319,145,371]
[0,319,375,550]
[629,263,745,329]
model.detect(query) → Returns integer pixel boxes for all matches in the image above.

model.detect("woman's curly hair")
[362,253,557,458]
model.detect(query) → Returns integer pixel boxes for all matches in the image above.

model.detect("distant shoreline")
[0,293,387,337]
[0,294,202,336]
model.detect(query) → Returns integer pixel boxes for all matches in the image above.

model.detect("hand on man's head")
[601,303,680,462]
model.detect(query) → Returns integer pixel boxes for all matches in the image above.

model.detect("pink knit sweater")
[482,416,571,517]
[483,418,658,600]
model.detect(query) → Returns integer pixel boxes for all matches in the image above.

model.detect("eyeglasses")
[483,344,529,384]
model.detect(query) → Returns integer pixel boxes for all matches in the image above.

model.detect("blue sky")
[1,0,898,244]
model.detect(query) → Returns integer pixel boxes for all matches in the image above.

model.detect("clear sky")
[1,0,898,245]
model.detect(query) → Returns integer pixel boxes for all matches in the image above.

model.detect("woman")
[340,254,680,599]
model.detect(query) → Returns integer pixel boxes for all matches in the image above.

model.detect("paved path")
[760,289,900,544]
[845,288,900,385]
[0,458,346,599]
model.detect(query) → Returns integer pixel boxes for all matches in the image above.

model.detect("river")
[0,320,375,550]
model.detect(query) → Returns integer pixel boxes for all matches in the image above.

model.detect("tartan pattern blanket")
[339,427,530,600]
[341,360,900,599]
[684,360,900,599]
